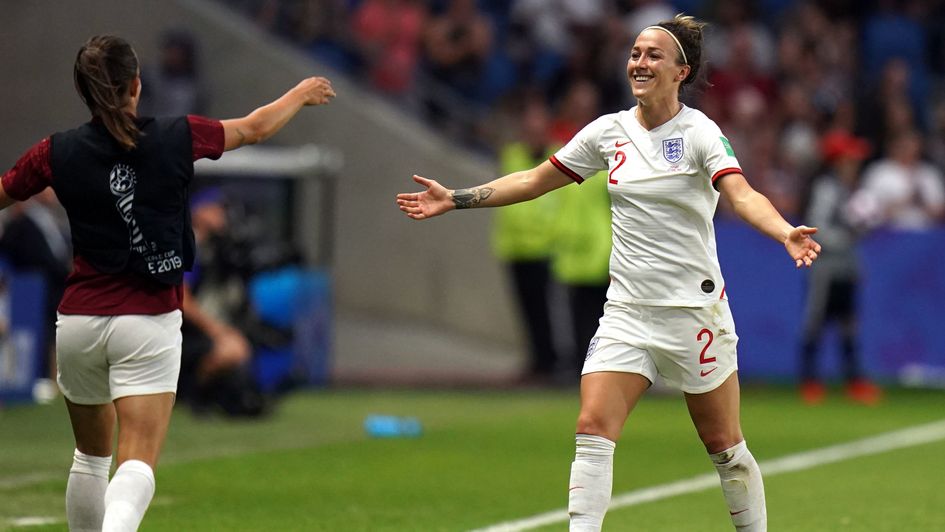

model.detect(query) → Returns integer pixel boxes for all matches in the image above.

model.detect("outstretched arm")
[221,77,335,151]
[717,172,821,268]
[396,160,574,220]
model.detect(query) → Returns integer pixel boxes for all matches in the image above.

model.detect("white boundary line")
[471,419,945,532]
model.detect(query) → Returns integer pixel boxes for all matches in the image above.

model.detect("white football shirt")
[550,105,742,307]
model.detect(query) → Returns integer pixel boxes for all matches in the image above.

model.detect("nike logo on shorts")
[700,367,718,377]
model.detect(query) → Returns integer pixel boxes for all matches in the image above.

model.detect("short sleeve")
[187,115,225,161]
[1,138,53,201]
[550,116,609,184]
[694,119,742,188]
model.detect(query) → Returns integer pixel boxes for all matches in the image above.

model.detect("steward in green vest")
[550,170,612,377]
[490,103,564,381]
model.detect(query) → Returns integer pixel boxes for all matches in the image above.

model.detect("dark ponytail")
[73,35,141,151]
[656,15,708,93]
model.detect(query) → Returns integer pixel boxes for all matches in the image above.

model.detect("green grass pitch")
[1,386,944,531]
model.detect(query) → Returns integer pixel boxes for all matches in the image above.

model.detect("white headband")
[643,25,688,65]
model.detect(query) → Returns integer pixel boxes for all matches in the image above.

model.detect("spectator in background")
[179,188,264,416]
[798,130,881,405]
[139,30,205,117]
[860,0,929,131]
[550,165,611,381]
[851,130,945,230]
[491,101,562,384]
[507,0,570,89]
[290,0,355,72]
[549,79,601,145]
[423,0,493,100]
[352,0,426,95]
[0,274,8,372]
[0,189,71,385]
[701,23,777,127]
[859,59,920,156]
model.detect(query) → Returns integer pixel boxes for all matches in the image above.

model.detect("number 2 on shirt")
[609,150,626,185]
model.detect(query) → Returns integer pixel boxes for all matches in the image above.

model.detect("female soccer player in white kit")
[397,15,820,531]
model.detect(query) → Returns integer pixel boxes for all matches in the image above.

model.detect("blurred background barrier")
[249,266,333,390]
[719,223,945,383]
[0,265,45,402]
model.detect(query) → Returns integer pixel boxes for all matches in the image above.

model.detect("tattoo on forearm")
[451,187,494,209]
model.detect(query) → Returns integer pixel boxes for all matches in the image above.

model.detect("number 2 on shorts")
[697,328,716,365]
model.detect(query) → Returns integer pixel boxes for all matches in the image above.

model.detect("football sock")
[66,449,112,532]
[568,434,616,531]
[102,460,155,532]
[710,440,767,531]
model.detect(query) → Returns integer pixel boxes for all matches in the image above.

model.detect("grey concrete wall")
[0,0,524,350]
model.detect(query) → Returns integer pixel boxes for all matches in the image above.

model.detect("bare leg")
[102,392,175,532]
[685,372,743,453]
[113,392,175,468]
[686,373,766,531]
[569,371,650,531]
[66,399,116,457]
[575,371,651,440]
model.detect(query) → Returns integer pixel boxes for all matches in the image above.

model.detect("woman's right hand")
[296,77,336,106]
[396,175,454,220]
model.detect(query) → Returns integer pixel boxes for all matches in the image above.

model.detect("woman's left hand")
[785,226,821,268]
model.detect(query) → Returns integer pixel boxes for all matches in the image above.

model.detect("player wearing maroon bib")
[0,35,334,531]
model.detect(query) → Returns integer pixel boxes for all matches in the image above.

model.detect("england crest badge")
[662,138,684,164]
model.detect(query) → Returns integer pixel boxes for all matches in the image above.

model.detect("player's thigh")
[105,310,183,400]
[577,370,651,441]
[114,392,176,467]
[56,314,111,405]
[650,302,739,394]
[65,398,116,457]
[684,371,744,453]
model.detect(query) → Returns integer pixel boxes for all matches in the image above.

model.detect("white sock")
[568,434,616,532]
[710,440,767,531]
[66,449,112,532]
[102,460,156,532]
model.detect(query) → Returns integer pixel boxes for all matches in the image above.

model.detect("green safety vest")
[550,171,612,285]
[491,143,562,261]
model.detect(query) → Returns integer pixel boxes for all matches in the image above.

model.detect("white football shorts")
[56,310,183,404]
[582,300,739,394]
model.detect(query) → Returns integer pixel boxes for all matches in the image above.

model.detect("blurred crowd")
[4,1,945,400]
[223,0,945,226]
[219,0,945,389]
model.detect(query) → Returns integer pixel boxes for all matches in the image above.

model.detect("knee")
[699,429,743,455]
[575,412,621,442]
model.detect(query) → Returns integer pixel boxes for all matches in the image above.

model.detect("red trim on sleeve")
[711,167,742,189]
[1,138,53,201]
[187,115,225,161]
[549,155,584,184]
[720,285,726,300]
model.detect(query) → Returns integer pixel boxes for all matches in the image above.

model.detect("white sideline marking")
[0,472,59,490]
[471,419,945,532]
[8,516,61,527]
